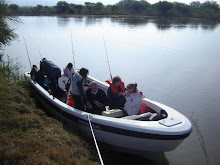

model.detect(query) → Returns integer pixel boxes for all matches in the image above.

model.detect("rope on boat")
[87,115,104,165]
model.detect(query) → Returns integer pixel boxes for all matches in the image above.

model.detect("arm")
[77,80,88,103]
[63,68,67,77]
[85,89,93,103]
[99,89,109,105]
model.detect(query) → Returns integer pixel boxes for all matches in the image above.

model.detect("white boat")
[25,72,192,159]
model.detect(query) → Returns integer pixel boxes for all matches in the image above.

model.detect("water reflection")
[55,15,219,31]
[85,16,103,26]
[100,146,169,165]
[73,16,84,23]
[111,17,150,27]
[151,18,218,31]
[57,16,70,26]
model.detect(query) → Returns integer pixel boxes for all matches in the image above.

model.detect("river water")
[4,16,220,165]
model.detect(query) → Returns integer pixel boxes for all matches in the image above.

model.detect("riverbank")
[11,11,220,22]
[0,73,99,164]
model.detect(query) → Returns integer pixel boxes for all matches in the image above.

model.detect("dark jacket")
[86,88,108,112]
[107,87,126,109]
[40,59,60,78]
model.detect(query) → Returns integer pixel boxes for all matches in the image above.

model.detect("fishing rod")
[23,35,32,69]
[38,48,42,60]
[70,28,76,68]
[102,33,112,79]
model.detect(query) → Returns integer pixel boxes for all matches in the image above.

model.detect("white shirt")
[124,93,143,115]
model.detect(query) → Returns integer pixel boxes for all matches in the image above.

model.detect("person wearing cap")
[86,81,108,115]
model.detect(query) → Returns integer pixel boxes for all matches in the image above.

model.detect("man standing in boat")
[71,68,92,110]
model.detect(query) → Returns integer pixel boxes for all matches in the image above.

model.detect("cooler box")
[102,109,124,117]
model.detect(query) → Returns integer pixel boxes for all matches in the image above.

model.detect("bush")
[56,1,70,13]
[9,4,19,12]
[156,1,173,16]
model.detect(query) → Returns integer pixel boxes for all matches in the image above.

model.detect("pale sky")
[6,0,220,6]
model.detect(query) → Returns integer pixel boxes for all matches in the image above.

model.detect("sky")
[6,0,220,6]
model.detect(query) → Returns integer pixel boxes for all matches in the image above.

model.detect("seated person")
[63,62,75,83]
[86,81,108,115]
[30,65,47,89]
[107,76,126,109]
[124,83,143,116]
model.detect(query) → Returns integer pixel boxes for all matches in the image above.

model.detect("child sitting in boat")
[124,83,143,116]
[107,76,126,109]
[86,81,108,115]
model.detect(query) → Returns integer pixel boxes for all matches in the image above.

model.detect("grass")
[0,73,99,165]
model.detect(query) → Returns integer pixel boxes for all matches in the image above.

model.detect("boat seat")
[122,112,152,121]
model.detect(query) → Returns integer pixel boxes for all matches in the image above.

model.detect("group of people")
[31,58,144,116]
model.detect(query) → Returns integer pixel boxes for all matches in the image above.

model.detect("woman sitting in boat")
[86,81,108,115]
[124,83,143,116]
[72,68,92,110]
[63,62,75,82]
[107,76,126,109]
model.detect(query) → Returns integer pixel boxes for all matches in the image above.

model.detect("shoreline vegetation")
[8,0,220,21]
[0,78,100,165]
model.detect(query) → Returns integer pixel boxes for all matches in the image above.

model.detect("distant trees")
[190,1,219,10]
[190,1,201,8]
[155,1,173,16]
[8,4,19,12]
[130,1,146,14]
[3,0,220,20]
[201,1,219,10]
[85,2,95,13]
[36,5,43,11]
[94,2,104,11]
[173,2,191,16]
[56,1,70,13]
[74,5,83,14]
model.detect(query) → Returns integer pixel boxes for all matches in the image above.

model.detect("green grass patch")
[0,73,99,165]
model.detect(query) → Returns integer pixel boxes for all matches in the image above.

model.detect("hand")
[86,102,92,109]
[98,103,105,109]
[124,91,129,97]
[118,92,124,96]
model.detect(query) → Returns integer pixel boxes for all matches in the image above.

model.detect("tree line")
[7,0,220,20]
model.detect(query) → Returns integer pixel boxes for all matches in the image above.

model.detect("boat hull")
[25,72,192,159]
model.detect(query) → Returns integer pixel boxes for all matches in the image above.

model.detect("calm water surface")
[4,16,220,165]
